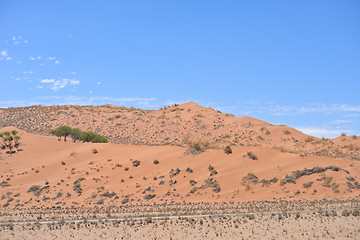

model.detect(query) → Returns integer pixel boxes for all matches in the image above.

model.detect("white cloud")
[40,78,80,91]
[6,57,12,61]
[11,36,27,44]
[297,127,352,139]
[41,79,55,83]
[97,82,102,85]
[50,80,67,91]
[71,72,77,75]
[29,57,36,61]
[54,60,60,64]
[47,57,56,60]
[70,79,80,85]
[37,56,41,60]
[241,102,360,116]
[331,120,353,125]
[0,50,8,57]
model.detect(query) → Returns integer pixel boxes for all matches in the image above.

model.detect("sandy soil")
[1,202,359,239]
[1,102,360,239]
[0,127,359,209]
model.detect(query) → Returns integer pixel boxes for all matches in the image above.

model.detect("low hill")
[0,102,359,161]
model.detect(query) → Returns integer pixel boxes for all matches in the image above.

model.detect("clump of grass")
[132,160,140,167]
[242,173,258,190]
[153,159,159,165]
[331,183,339,193]
[283,130,291,135]
[185,141,209,155]
[224,145,232,154]
[247,151,258,160]
[189,186,197,194]
[92,148,98,154]
[342,209,350,217]
[204,178,221,193]
[303,181,313,188]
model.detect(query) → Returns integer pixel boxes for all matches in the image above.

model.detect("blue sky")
[1,1,359,138]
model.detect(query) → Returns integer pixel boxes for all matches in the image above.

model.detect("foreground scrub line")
[1,206,358,226]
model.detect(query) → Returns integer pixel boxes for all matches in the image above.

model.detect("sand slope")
[1,127,359,209]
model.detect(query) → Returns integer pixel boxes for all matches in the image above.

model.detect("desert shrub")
[242,173,258,186]
[92,148,98,154]
[331,183,340,193]
[224,145,232,154]
[169,168,181,177]
[322,176,333,188]
[280,175,296,185]
[186,167,193,173]
[304,137,314,142]
[210,170,218,176]
[283,130,291,135]
[132,160,141,167]
[189,180,197,186]
[270,177,278,183]
[208,165,214,171]
[303,181,313,188]
[247,151,258,160]
[342,209,350,217]
[185,141,209,155]
[91,135,108,143]
[80,131,97,142]
[0,130,21,154]
[352,209,360,216]
[189,186,197,194]
[81,131,108,143]
[153,159,159,165]
[143,194,156,200]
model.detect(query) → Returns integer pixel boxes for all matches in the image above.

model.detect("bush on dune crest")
[50,126,108,143]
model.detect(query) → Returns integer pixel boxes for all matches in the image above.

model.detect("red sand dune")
[0,122,359,208]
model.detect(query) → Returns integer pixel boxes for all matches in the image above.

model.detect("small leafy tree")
[50,129,62,141]
[57,126,72,142]
[70,128,82,143]
[50,126,108,143]
[50,126,72,142]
